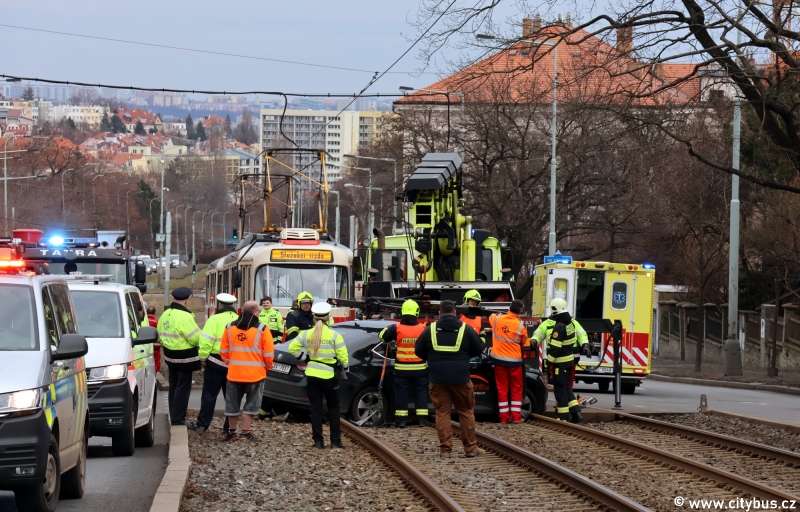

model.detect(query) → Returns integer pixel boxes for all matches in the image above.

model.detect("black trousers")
[551,364,577,421]
[196,364,229,430]
[167,362,194,425]
[394,373,429,422]
[306,376,341,445]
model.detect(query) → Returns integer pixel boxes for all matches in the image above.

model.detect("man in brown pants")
[415,300,486,458]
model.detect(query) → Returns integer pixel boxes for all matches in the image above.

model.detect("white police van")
[65,277,158,456]
[0,269,89,512]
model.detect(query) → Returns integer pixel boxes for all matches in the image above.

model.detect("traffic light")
[192,264,196,275]
[232,228,238,240]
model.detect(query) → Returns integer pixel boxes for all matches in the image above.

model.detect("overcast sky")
[1,0,452,99]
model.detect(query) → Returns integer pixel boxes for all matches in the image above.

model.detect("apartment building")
[52,105,109,127]
[259,108,394,181]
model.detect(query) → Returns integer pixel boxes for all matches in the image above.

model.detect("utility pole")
[183,206,192,261]
[349,215,355,250]
[728,0,742,347]
[330,190,340,243]
[158,158,166,288]
[191,222,196,288]
[164,212,172,309]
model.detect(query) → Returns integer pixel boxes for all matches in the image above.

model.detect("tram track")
[342,420,650,511]
[587,411,800,496]
[498,415,799,509]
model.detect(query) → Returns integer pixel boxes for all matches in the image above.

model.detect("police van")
[0,251,90,512]
[65,277,158,456]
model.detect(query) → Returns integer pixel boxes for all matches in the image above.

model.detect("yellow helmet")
[297,291,314,303]
[401,299,420,317]
[549,297,569,315]
[463,289,482,305]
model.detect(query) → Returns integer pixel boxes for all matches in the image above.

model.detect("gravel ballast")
[638,413,800,453]
[182,415,426,512]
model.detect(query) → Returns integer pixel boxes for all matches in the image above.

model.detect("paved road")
[566,379,800,424]
[0,390,169,512]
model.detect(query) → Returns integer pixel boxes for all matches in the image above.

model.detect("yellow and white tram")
[205,228,355,332]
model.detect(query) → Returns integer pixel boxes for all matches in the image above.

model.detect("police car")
[0,255,90,512]
[65,277,158,456]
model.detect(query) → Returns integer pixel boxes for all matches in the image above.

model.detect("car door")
[130,289,155,421]
[124,291,148,427]
[44,284,83,466]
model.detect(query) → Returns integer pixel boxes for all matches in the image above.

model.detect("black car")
[263,320,548,426]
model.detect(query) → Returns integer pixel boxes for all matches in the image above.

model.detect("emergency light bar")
[544,255,573,264]
[642,263,656,269]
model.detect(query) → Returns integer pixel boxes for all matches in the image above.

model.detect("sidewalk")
[650,357,800,395]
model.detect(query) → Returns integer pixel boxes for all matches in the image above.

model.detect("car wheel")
[60,424,87,499]
[621,382,637,395]
[349,386,387,427]
[598,380,610,392]
[135,391,156,448]
[15,434,60,512]
[112,402,136,456]
[524,378,548,417]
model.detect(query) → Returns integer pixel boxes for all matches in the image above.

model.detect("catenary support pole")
[728,0,742,345]
[164,212,172,309]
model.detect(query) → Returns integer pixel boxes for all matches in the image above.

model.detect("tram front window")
[254,265,348,307]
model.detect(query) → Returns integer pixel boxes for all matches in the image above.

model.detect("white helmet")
[549,297,569,315]
[311,302,332,317]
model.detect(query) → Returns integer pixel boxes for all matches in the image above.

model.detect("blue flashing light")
[642,263,656,270]
[49,236,64,246]
[544,255,573,265]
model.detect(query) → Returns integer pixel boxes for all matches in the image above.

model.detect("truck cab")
[532,256,656,394]
[0,266,89,512]
[65,277,158,456]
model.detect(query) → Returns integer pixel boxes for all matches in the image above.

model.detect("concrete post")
[679,304,687,361]
[782,303,797,358]
[760,304,775,368]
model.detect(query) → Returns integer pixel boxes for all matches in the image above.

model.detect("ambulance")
[531,255,656,394]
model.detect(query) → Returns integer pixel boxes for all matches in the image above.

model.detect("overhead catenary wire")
[0,23,437,75]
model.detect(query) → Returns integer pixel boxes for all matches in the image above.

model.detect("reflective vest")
[259,308,284,335]
[219,324,274,383]
[547,321,578,365]
[459,314,482,332]
[287,325,349,379]
[430,322,466,352]
[532,318,588,364]
[199,309,239,367]
[489,312,527,364]
[395,323,427,371]
[157,304,202,365]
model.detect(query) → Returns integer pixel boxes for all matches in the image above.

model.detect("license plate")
[271,363,291,374]
[593,367,613,374]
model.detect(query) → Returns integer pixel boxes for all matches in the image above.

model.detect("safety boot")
[570,410,583,424]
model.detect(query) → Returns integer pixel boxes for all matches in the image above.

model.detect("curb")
[648,373,800,396]
[156,373,169,392]
[149,409,190,512]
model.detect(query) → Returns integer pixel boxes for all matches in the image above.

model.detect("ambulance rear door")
[602,271,650,372]
[546,267,576,316]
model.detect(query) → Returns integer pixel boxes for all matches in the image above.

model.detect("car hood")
[85,338,133,369]
[0,351,49,393]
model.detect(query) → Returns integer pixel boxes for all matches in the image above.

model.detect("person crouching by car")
[415,300,485,458]
[219,300,274,441]
[288,302,349,449]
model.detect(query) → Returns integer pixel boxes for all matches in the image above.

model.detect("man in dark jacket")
[415,300,485,458]
[285,291,314,341]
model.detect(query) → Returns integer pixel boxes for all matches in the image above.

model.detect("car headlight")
[0,388,43,416]
[88,364,128,382]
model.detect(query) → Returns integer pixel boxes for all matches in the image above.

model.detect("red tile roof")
[396,26,697,107]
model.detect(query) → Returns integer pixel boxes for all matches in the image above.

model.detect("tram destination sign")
[271,249,333,262]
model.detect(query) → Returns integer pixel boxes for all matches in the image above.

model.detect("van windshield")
[71,290,124,338]
[0,285,37,350]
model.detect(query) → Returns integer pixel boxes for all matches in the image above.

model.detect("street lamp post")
[329,190,340,243]
[175,205,186,260]
[344,154,399,233]
[183,206,193,260]
[222,211,230,248]
[210,213,217,250]
[158,158,166,284]
[344,184,383,232]
[201,212,208,252]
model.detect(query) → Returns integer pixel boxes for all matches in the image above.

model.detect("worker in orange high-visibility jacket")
[219,300,274,441]
[489,300,529,424]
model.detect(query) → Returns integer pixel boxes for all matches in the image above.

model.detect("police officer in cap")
[187,292,238,433]
[158,287,202,426]
[285,291,314,341]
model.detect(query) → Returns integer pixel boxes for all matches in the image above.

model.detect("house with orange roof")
[112,108,163,133]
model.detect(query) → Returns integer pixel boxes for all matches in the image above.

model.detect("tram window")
[611,282,628,310]
[254,265,349,307]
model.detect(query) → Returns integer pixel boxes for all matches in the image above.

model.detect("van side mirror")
[134,326,158,346]
[135,261,147,284]
[53,334,88,360]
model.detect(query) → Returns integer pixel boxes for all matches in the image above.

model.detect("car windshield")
[0,284,37,350]
[254,265,348,307]
[70,290,124,338]
[46,261,127,284]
